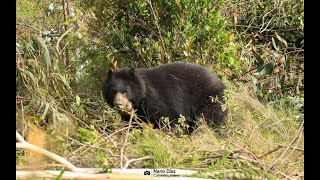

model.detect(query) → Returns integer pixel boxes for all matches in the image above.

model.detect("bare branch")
[16,142,80,172]
[277,144,304,152]
[56,26,74,55]
[16,131,26,143]
[16,130,81,172]
[16,23,40,32]
[124,155,153,169]
[257,146,282,159]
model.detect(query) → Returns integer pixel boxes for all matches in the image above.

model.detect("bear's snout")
[113,92,133,112]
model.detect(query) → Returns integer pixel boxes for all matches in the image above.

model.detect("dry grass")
[17,76,303,179]
[16,38,303,179]
[123,84,304,179]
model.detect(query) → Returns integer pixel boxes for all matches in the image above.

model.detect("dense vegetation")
[16,0,304,179]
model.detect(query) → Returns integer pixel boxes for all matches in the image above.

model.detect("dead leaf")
[273,67,280,73]
[113,60,118,69]
[272,37,279,51]
[275,33,288,48]
[251,33,257,54]
[278,56,285,65]
[225,68,232,77]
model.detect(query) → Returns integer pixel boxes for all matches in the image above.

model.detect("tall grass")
[17,36,76,129]
[127,84,303,179]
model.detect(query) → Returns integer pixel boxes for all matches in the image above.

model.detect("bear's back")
[137,62,221,93]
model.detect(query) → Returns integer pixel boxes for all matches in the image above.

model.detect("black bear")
[102,62,227,132]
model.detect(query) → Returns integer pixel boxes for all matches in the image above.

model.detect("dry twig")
[120,110,135,168]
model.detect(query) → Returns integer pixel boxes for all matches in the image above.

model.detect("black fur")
[103,62,227,130]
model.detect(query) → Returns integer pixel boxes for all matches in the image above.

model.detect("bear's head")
[103,68,145,113]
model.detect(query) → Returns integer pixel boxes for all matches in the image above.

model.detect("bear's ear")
[130,67,135,76]
[107,69,114,78]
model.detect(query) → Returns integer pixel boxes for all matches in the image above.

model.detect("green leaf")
[258,64,266,76]
[254,54,264,66]
[228,57,234,65]
[56,135,65,141]
[280,75,285,91]
[56,169,65,180]
[35,36,51,73]
[275,74,281,88]
[251,75,258,92]
[265,60,275,75]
